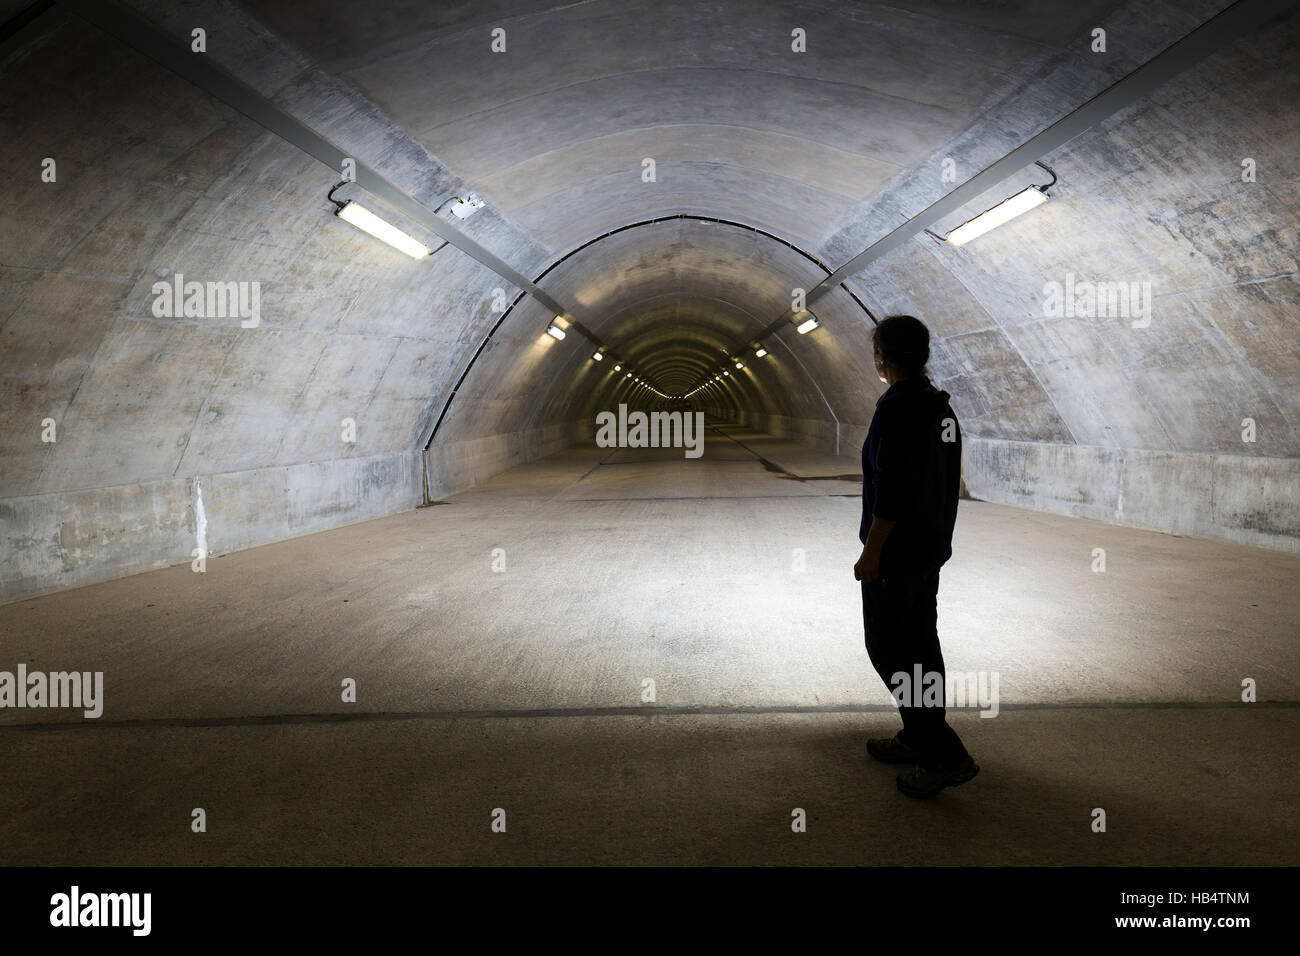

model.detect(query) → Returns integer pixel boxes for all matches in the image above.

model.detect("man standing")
[853,315,977,798]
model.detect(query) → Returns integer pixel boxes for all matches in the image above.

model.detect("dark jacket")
[860,377,961,575]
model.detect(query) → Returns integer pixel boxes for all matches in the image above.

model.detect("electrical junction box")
[449,194,485,219]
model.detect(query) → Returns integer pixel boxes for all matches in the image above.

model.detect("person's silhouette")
[853,315,978,798]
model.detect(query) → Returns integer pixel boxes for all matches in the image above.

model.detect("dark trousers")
[862,566,969,770]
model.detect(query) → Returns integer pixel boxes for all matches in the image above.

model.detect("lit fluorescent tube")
[945,186,1047,246]
[734,361,744,369]
[593,351,604,361]
[613,364,622,371]
[546,322,566,340]
[795,313,819,334]
[336,201,431,259]
[755,347,767,357]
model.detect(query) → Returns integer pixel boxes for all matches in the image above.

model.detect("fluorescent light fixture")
[944,186,1047,246]
[593,351,604,361]
[734,361,744,369]
[546,322,566,340]
[613,364,622,371]
[755,347,768,358]
[336,201,431,259]
[795,313,819,334]
[626,372,632,378]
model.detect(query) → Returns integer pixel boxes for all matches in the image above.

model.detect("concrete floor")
[2,426,1297,865]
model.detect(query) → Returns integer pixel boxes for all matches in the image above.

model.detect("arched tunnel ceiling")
[246,0,1143,255]
[223,0,1287,444]
[431,217,877,443]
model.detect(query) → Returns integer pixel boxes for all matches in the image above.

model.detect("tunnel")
[1,0,1298,892]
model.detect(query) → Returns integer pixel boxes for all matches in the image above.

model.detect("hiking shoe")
[867,734,919,764]
[896,756,980,798]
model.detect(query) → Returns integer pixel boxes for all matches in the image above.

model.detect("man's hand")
[857,516,895,582]
[854,546,881,583]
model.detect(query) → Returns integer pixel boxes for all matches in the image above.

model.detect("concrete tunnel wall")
[1,0,1298,604]
[0,2,559,600]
